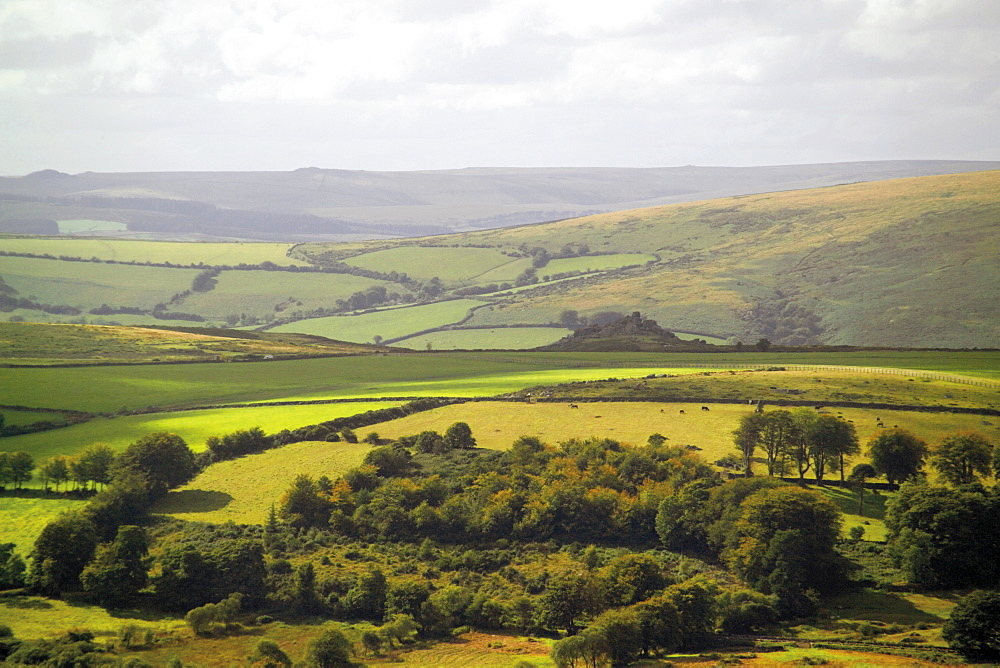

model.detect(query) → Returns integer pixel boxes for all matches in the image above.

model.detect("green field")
[342,246,517,282]
[177,270,392,320]
[0,401,401,464]
[269,299,486,342]
[0,495,89,556]
[55,220,127,234]
[0,238,310,266]
[0,255,198,310]
[153,440,373,524]
[394,327,572,350]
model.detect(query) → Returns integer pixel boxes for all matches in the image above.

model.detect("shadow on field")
[826,590,941,625]
[0,596,53,610]
[154,489,233,514]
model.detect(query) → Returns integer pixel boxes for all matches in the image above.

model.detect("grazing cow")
[594,415,602,418]
[679,409,685,414]
[569,403,579,409]
[660,409,665,413]
[701,406,710,411]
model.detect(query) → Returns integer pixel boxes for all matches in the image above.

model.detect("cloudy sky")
[1,0,997,174]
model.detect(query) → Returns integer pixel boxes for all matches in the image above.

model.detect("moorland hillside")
[2,160,998,240]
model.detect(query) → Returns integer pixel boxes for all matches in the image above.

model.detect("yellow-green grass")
[822,589,956,628]
[0,408,71,426]
[395,327,572,350]
[4,309,209,329]
[673,331,730,345]
[177,270,392,320]
[541,253,656,275]
[0,496,89,556]
[0,322,373,365]
[812,485,889,541]
[56,219,127,234]
[365,401,1000,478]
[153,440,373,524]
[0,255,198,310]
[0,238,310,266]
[342,246,516,283]
[1,401,401,464]
[665,647,951,667]
[0,595,185,641]
[270,299,486,343]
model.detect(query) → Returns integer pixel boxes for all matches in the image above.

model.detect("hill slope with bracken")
[299,170,1000,348]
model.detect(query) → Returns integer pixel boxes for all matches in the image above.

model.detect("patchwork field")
[394,327,572,350]
[342,246,518,283]
[153,440,373,524]
[0,238,309,266]
[0,401,401,463]
[269,299,486,343]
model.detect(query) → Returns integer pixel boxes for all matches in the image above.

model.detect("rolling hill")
[2,160,999,241]
[1,170,997,348]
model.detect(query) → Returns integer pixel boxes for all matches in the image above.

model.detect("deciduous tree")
[868,429,927,484]
[931,431,993,486]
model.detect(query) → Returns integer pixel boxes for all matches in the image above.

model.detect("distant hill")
[2,160,999,241]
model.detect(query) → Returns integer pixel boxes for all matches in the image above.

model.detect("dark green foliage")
[443,422,476,450]
[249,639,292,667]
[868,428,927,484]
[27,512,99,595]
[386,580,431,619]
[943,590,1000,660]
[185,593,243,635]
[885,482,1000,588]
[85,470,150,540]
[363,445,412,476]
[733,412,766,475]
[414,430,446,454]
[112,432,197,500]
[342,567,387,620]
[279,474,331,529]
[154,537,266,610]
[294,562,323,614]
[536,570,595,633]
[305,627,352,667]
[0,542,26,590]
[205,426,271,462]
[600,553,668,607]
[80,525,149,607]
[930,431,994,485]
[0,451,34,489]
[69,443,115,490]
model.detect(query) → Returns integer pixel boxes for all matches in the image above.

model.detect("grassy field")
[365,400,999,481]
[0,401,401,464]
[0,238,310,266]
[0,255,198,311]
[153,440,373,524]
[542,253,656,275]
[270,299,486,343]
[0,495,90,557]
[0,594,186,641]
[0,322,376,364]
[56,219,127,234]
[394,327,572,350]
[342,246,517,283]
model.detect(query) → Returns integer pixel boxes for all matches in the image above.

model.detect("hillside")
[296,170,998,348]
[2,170,997,348]
[2,160,999,241]
[0,322,380,365]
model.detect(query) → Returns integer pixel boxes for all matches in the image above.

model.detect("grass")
[0,495,89,556]
[56,220,127,234]
[0,238,310,266]
[0,594,185,641]
[342,246,516,283]
[0,401,401,464]
[394,327,572,350]
[152,440,373,524]
[0,255,198,311]
[177,270,392,321]
[541,253,656,275]
[0,408,72,426]
[0,322,374,364]
[813,485,889,541]
[270,299,486,343]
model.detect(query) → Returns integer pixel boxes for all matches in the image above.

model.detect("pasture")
[0,238,309,266]
[56,219,127,234]
[0,595,185,641]
[395,327,572,350]
[0,495,89,557]
[270,299,486,343]
[0,401,401,464]
[153,440,372,524]
[342,246,517,283]
[177,270,392,320]
[542,253,656,275]
[0,255,198,311]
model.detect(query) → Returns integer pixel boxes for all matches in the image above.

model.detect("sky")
[0,0,998,175]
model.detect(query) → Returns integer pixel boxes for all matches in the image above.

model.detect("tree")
[80,525,149,607]
[249,639,292,667]
[112,432,197,500]
[590,607,642,667]
[294,562,323,615]
[414,430,445,454]
[3,452,34,489]
[759,410,795,476]
[0,542,26,589]
[537,571,594,633]
[848,463,878,516]
[305,627,352,667]
[70,443,115,490]
[342,567,387,620]
[443,422,476,450]
[39,456,70,492]
[868,429,927,484]
[931,431,993,486]
[755,338,771,352]
[732,413,765,476]
[27,512,99,595]
[279,475,331,529]
[787,409,817,481]
[807,415,857,483]
[943,590,1000,660]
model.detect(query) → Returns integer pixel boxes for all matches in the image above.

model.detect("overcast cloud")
[0,0,997,174]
